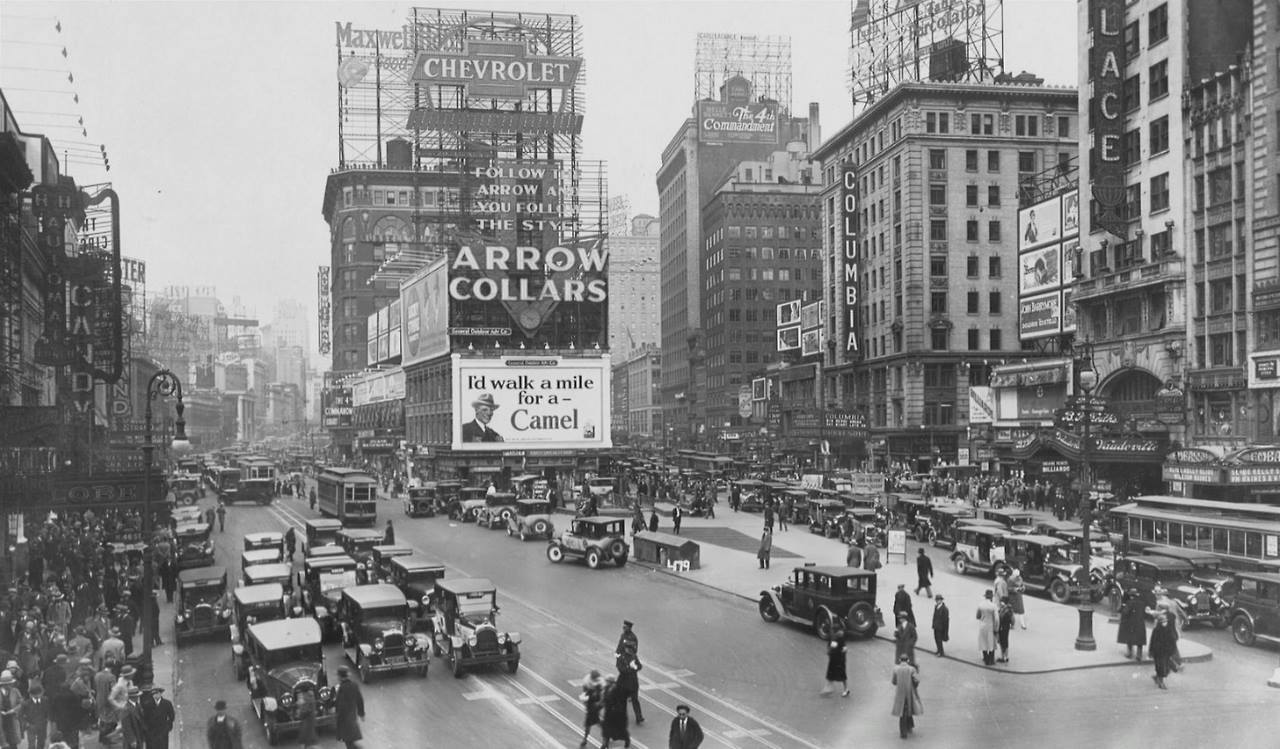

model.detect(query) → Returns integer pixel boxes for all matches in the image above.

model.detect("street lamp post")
[1074,346,1099,651]
[142,369,189,664]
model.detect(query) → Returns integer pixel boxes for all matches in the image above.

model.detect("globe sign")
[337,58,370,88]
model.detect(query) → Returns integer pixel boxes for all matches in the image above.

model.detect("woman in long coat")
[1148,612,1178,689]
[599,677,630,747]
[889,654,923,739]
[1117,589,1148,660]
[824,638,849,697]
[975,590,998,665]
[1007,568,1027,629]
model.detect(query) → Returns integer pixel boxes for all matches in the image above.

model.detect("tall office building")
[1247,0,1280,439]
[607,214,660,360]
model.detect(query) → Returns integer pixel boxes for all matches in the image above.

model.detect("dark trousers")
[26,726,46,749]
[933,631,945,656]
[899,714,914,738]
[628,691,643,722]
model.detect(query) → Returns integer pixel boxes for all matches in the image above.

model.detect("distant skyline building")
[607,214,660,360]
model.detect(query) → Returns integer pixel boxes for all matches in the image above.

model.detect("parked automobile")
[978,507,1037,534]
[174,523,215,570]
[337,584,430,681]
[759,565,884,640]
[388,555,446,633]
[1227,570,1280,647]
[546,517,629,569]
[171,505,204,526]
[403,484,438,518]
[476,492,519,529]
[430,578,521,678]
[243,562,293,592]
[302,518,343,556]
[1110,555,1228,627]
[893,497,932,527]
[506,499,554,541]
[175,566,231,643]
[433,480,465,515]
[368,545,415,582]
[843,507,883,546]
[807,499,845,537]
[299,554,360,640]
[999,535,1093,603]
[337,528,384,565]
[170,473,204,506]
[230,583,288,680]
[950,525,1012,577]
[245,618,336,745]
[912,504,977,546]
[242,549,282,573]
[1144,546,1239,600]
[453,487,490,522]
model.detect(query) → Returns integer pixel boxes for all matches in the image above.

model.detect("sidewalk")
[625,498,1212,674]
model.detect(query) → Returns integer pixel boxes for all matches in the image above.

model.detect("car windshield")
[184,585,224,605]
[264,645,322,670]
[456,598,494,624]
[362,612,405,632]
[403,571,439,585]
[318,570,358,594]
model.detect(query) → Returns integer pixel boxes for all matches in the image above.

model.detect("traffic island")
[631,531,700,572]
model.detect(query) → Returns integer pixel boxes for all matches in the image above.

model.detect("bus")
[1107,495,1280,571]
[316,467,377,526]
[210,466,241,502]
[236,456,277,505]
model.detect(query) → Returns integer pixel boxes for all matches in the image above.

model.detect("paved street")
[167,488,1280,748]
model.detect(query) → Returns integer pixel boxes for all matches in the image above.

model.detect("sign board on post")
[886,529,907,564]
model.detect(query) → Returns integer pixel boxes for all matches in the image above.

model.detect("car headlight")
[176,615,185,624]
[499,633,508,644]
[468,636,478,647]
[406,637,417,651]
[279,692,294,708]
[220,609,231,619]
[421,595,431,607]
[374,638,384,652]
[318,685,334,702]
[1188,595,1198,606]
[263,696,278,712]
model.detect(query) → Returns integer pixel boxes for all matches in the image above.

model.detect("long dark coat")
[1117,598,1148,646]
[141,695,176,749]
[600,685,630,744]
[825,640,847,682]
[335,678,364,741]
[1149,620,1178,677]
[931,602,950,642]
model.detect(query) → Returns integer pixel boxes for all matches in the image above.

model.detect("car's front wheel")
[451,652,465,678]
[759,596,780,623]
[1232,614,1257,646]
[813,610,836,640]
[547,545,564,563]
[953,557,968,575]
[586,549,602,569]
[1049,579,1070,604]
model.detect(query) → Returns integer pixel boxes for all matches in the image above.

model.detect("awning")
[990,359,1071,389]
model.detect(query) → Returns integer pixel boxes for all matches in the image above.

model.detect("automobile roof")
[809,498,844,507]
[984,508,1035,517]
[242,549,280,562]
[249,617,322,649]
[1125,555,1196,569]
[436,577,496,595]
[235,583,284,605]
[487,492,517,500]
[1004,534,1069,547]
[178,566,226,584]
[305,518,343,530]
[337,528,383,540]
[243,563,292,581]
[572,517,624,527]
[792,565,877,578]
[1232,570,1280,584]
[933,505,976,516]
[245,532,283,542]
[305,545,345,559]
[1035,520,1082,532]
[342,584,406,608]
[957,525,1012,537]
[304,555,357,570]
[515,499,550,508]
[371,545,414,556]
[390,555,446,573]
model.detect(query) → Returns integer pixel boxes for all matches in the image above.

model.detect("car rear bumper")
[176,623,230,640]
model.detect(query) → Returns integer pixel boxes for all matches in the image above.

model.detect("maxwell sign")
[412,39,582,99]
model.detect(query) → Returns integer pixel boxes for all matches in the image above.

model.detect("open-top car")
[244,562,294,592]
[231,583,288,679]
[175,566,231,643]
[950,525,1012,577]
[506,499,554,541]
[368,545,415,582]
[1227,570,1280,647]
[403,484,438,518]
[338,584,429,681]
[246,618,336,745]
[299,555,360,640]
[452,487,490,522]
[999,535,1094,603]
[389,555,446,633]
[759,565,884,640]
[546,517,629,569]
[174,522,215,570]
[431,578,521,678]
[337,528,384,565]
[476,492,519,529]
[1110,555,1228,627]
[244,532,285,559]
[302,518,343,556]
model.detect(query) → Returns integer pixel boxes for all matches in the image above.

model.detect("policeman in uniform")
[616,620,638,656]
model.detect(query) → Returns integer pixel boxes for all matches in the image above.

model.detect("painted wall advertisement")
[696,100,779,144]
[451,354,611,451]
[400,258,450,366]
[1019,292,1061,339]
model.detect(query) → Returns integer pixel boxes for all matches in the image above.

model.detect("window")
[1018,151,1036,173]
[1123,129,1141,165]
[930,220,947,241]
[929,149,946,169]
[931,292,948,314]
[1057,117,1070,138]
[1015,115,1039,137]
[728,308,741,322]
[987,150,1000,172]
[967,256,980,278]
[1123,75,1141,112]
[930,328,950,351]
[342,187,353,207]
[988,185,1000,207]
[931,184,948,206]
[965,150,979,171]
[727,268,742,281]
[967,291,980,313]
[745,226,757,238]
[778,268,791,281]
[966,185,979,207]
[1124,184,1142,221]
[989,329,1003,350]
[971,114,994,135]
[1209,223,1232,258]
[966,220,979,241]
[1124,20,1140,59]
[1150,173,1170,213]
[1150,116,1170,155]
[989,292,1002,314]
[1210,333,1232,365]
[930,256,948,277]
[968,328,981,350]
[1150,229,1171,257]
[745,309,758,322]
[988,256,1002,278]
[1237,161,1247,203]
[988,220,1002,242]
[925,112,950,133]
[1209,278,1232,313]
[1194,176,1205,211]
[1149,60,1169,100]
[1149,3,1168,44]
[1209,167,1233,205]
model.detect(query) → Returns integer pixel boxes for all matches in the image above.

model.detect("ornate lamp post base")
[1074,605,1097,651]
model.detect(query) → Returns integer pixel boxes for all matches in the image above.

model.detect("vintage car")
[807,499,846,536]
[476,492,519,529]
[1144,546,1238,600]
[912,504,977,546]
[546,517,629,569]
[403,484,438,518]
[759,565,884,640]
[389,555,446,632]
[506,499,554,541]
[950,525,1012,577]
[578,477,617,502]
[434,480,465,514]
[337,528,384,565]
[842,507,883,546]
[230,583,289,680]
[244,562,294,592]
[244,532,285,560]
[999,535,1093,603]
[170,473,204,505]
[734,479,766,512]
[302,518,344,556]
[174,522,215,570]
[171,505,205,526]
[242,549,283,572]
[299,554,360,640]
[1227,570,1280,647]
[245,618,337,745]
[1051,530,1116,585]
[338,584,430,681]
[175,566,231,643]
[978,507,1038,534]
[431,578,521,677]
[893,497,932,527]
[1110,555,1228,627]
[368,545,415,582]
[450,487,490,522]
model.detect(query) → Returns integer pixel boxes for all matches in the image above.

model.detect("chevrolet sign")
[411,40,582,99]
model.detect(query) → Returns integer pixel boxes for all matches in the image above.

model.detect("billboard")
[322,386,353,428]
[401,259,450,366]
[777,326,801,351]
[840,164,860,354]
[1018,195,1062,252]
[409,39,583,99]
[1019,292,1062,340]
[451,354,612,451]
[777,300,800,327]
[696,100,779,144]
[1017,191,1077,342]
[317,267,330,355]
[800,301,823,331]
[1019,244,1062,296]
[801,327,823,357]
[1061,288,1077,334]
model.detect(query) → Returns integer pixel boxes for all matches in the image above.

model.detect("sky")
[1,0,1077,354]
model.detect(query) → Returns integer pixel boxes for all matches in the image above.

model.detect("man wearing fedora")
[0,669,23,749]
[119,684,145,749]
[667,703,703,749]
[334,665,365,749]
[141,685,175,749]
[205,700,243,749]
[461,393,504,443]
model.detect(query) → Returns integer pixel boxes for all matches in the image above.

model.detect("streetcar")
[1107,495,1280,572]
[316,467,378,526]
[211,466,241,502]
[236,456,277,505]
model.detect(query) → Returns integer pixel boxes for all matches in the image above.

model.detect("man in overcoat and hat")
[140,685,175,749]
[461,393,504,442]
[334,665,364,748]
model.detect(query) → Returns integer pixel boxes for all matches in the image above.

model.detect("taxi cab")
[950,525,1012,577]
[175,566,231,643]
[245,618,336,744]
[243,562,294,592]
[369,545,415,582]
[230,582,288,680]
[389,555,446,632]
[337,528,384,565]
[174,522,215,570]
[302,518,344,556]
[243,532,285,561]
[404,484,438,518]
[241,549,282,573]
[299,554,360,640]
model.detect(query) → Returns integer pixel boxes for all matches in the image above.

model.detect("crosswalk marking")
[724,729,772,740]
[667,669,695,678]
[514,694,561,705]
[640,681,678,690]
[462,691,500,701]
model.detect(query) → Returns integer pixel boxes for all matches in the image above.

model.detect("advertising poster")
[451,354,611,451]
[1019,244,1062,297]
[752,377,769,401]
[800,301,823,331]
[777,299,801,327]
[696,101,779,145]
[1061,289,1077,334]
[400,259,450,366]
[777,325,801,351]
[1019,292,1062,340]
[1018,194,1062,252]
[1062,190,1080,237]
[801,327,823,357]
[738,386,752,418]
